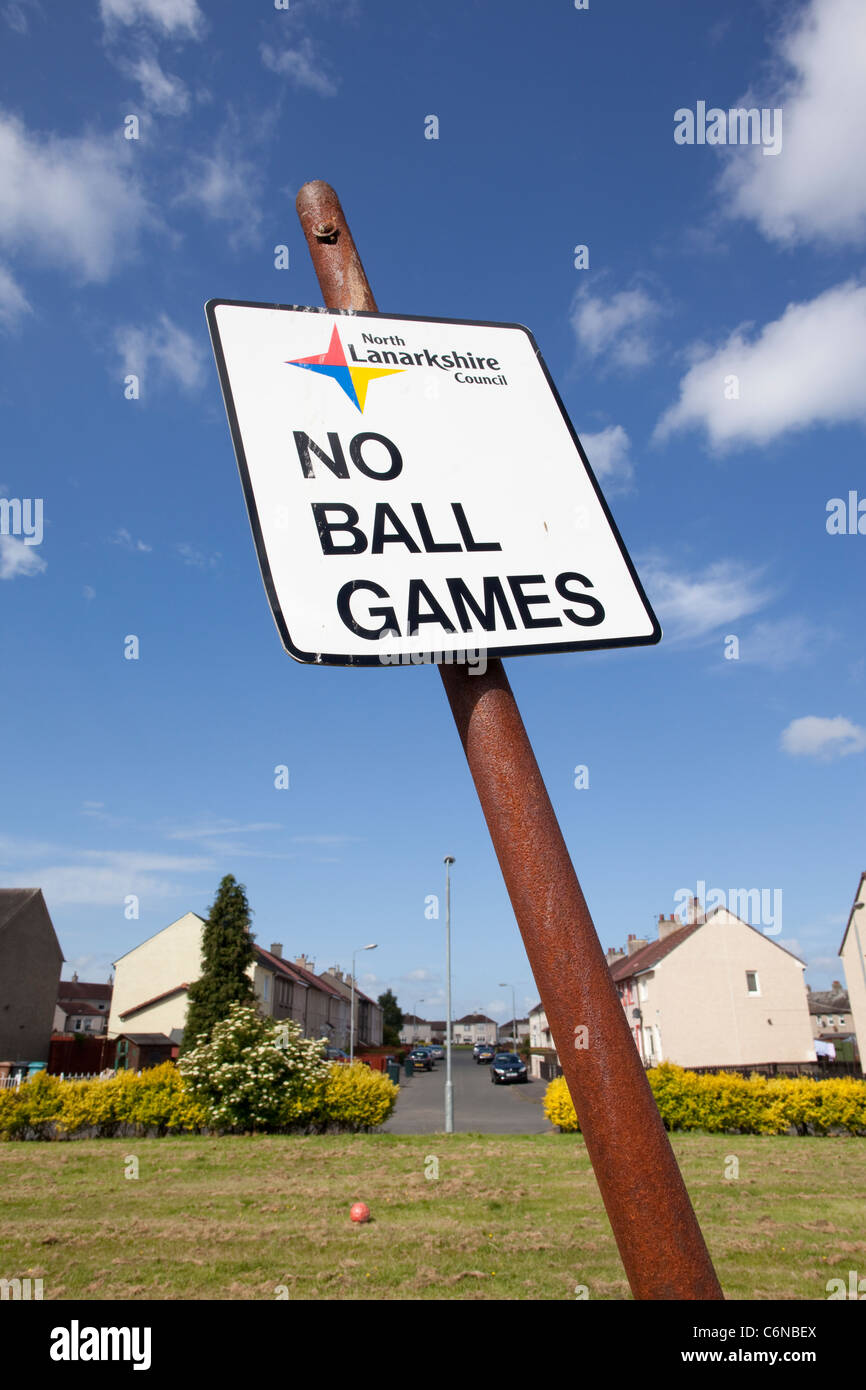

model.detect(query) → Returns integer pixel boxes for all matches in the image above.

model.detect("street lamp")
[444,856,455,1134]
[499,981,518,1050]
[350,943,377,1063]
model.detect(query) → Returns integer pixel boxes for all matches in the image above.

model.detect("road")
[383,1048,553,1134]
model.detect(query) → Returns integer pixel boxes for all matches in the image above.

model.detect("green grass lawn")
[1,1132,863,1300]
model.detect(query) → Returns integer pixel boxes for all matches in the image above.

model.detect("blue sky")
[1,0,864,1024]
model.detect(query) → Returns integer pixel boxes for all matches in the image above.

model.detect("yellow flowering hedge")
[313,1062,399,1131]
[0,1059,397,1139]
[0,1064,207,1140]
[543,1062,866,1136]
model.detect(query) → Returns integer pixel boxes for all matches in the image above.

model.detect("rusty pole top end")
[295,181,378,314]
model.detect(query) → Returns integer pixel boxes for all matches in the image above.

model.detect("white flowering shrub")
[177,1002,329,1132]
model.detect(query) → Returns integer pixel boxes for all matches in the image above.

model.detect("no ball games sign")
[206,300,661,665]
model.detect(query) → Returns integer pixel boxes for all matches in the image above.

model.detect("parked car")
[472,1042,488,1057]
[408,1047,434,1071]
[490,1051,528,1083]
[475,1044,495,1064]
[429,1045,445,1060]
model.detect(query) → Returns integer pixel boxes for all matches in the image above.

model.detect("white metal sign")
[206,301,661,665]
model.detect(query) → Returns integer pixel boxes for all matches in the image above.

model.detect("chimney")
[606,945,626,964]
[627,935,648,955]
[270,943,283,958]
[658,914,682,940]
[72,971,79,983]
[686,895,705,926]
[294,954,313,970]
[832,980,842,993]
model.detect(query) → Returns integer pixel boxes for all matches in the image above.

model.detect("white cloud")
[176,542,219,569]
[115,313,206,393]
[0,110,150,282]
[110,527,151,553]
[571,286,661,368]
[0,262,29,327]
[655,281,866,450]
[718,0,866,246]
[176,136,264,245]
[260,38,338,97]
[2,2,35,36]
[780,715,866,760]
[0,837,214,906]
[99,0,202,37]
[0,534,45,579]
[125,54,190,114]
[83,585,96,600]
[403,968,439,983]
[735,617,826,671]
[640,557,773,643]
[168,821,283,840]
[580,425,634,492]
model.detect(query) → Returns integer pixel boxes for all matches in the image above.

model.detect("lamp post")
[350,943,377,1063]
[499,981,518,1049]
[444,856,455,1134]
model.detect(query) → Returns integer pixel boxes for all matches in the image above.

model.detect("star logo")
[285,324,404,413]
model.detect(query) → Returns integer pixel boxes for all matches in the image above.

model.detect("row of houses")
[398,1014,530,1046]
[4,876,866,1075]
[0,893,383,1074]
[528,896,862,1076]
[106,912,383,1054]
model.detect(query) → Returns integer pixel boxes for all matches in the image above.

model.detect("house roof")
[808,988,850,1014]
[611,909,808,981]
[609,923,702,980]
[57,981,112,1003]
[318,969,378,1005]
[838,871,866,956]
[60,1001,105,1017]
[254,945,311,988]
[455,1013,497,1025]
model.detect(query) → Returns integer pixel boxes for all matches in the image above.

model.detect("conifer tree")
[181,874,256,1053]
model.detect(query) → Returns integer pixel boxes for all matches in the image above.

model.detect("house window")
[637,979,648,1003]
[746,972,760,995]
[276,979,291,1008]
[261,974,270,1003]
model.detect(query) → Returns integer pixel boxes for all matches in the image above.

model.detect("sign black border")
[205,299,663,666]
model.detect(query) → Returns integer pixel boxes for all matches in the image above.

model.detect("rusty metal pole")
[296,180,723,1301]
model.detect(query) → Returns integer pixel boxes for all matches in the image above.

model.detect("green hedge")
[0,1061,398,1140]
[543,1062,866,1135]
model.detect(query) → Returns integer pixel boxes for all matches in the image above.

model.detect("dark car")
[408,1047,434,1071]
[490,1051,528,1084]
[475,1044,495,1064]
